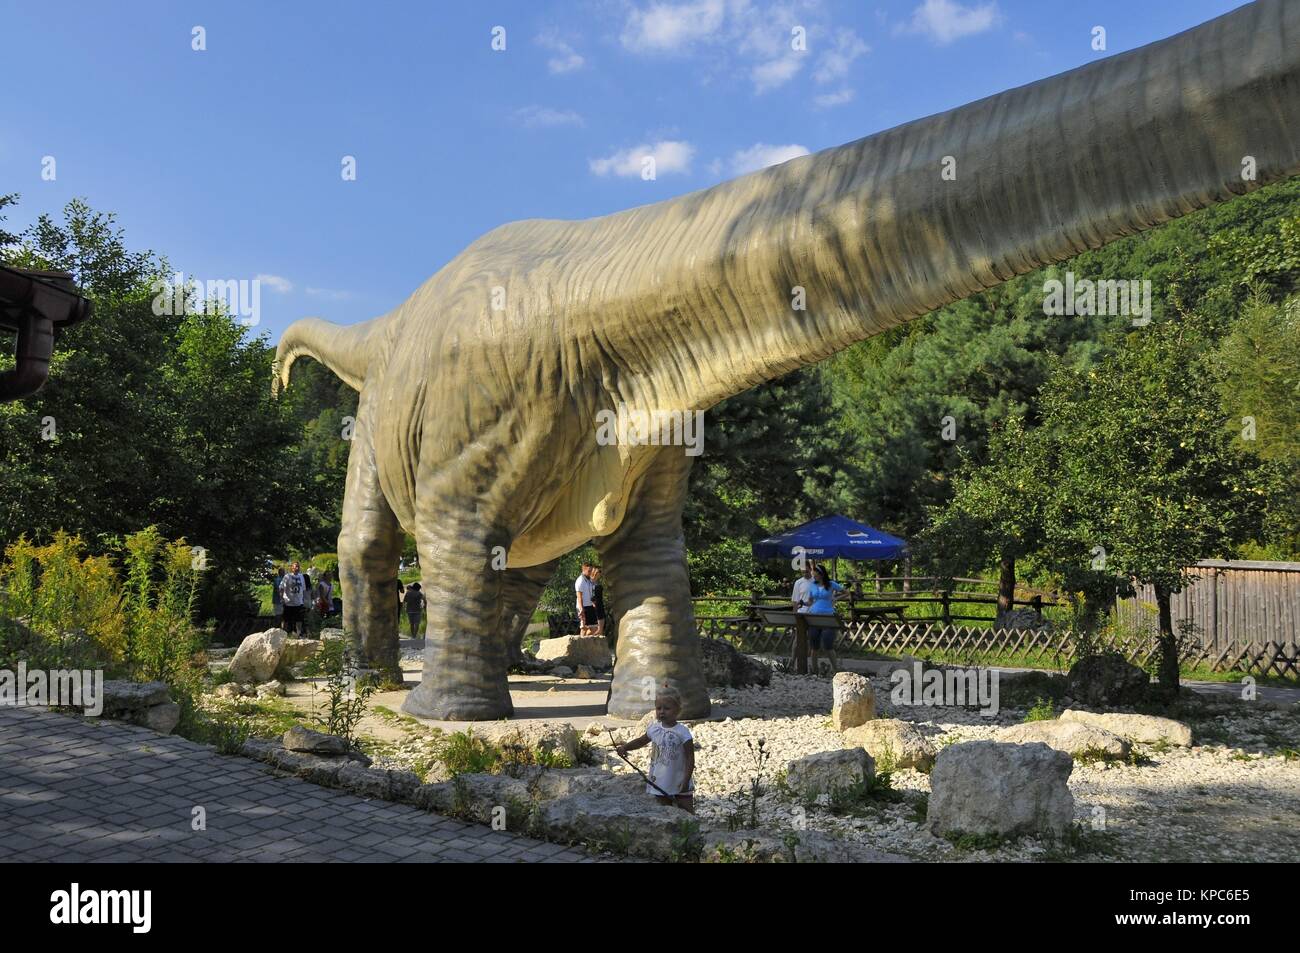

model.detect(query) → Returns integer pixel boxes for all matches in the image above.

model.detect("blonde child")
[616,684,695,812]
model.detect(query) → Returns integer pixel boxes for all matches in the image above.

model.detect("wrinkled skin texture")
[275,0,1300,720]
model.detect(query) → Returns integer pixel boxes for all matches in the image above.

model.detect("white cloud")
[513,105,584,129]
[536,31,586,73]
[620,2,869,94]
[751,54,803,92]
[813,87,854,108]
[896,0,1000,45]
[729,142,810,175]
[255,274,293,293]
[813,30,869,84]
[620,0,726,53]
[589,140,695,177]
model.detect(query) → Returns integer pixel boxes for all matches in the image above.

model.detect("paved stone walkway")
[0,706,597,863]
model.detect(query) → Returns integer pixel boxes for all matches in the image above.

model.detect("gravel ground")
[359,668,1299,862]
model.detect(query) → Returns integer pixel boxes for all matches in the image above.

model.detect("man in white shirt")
[279,560,309,636]
[574,562,597,635]
[791,562,814,613]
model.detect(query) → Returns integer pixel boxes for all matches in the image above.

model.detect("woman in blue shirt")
[805,563,845,675]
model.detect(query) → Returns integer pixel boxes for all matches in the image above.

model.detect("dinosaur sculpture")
[276,0,1300,721]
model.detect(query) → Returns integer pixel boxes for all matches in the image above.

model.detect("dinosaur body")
[277,0,1300,720]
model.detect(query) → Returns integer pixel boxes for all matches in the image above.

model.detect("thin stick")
[606,727,676,800]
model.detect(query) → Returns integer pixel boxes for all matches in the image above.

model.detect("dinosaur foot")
[606,669,710,720]
[401,677,514,721]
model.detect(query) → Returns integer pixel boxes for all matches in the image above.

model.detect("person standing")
[791,561,814,613]
[403,582,426,640]
[591,566,607,638]
[314,571,334,618]
[805,562,845,676]
[279,561,308,637]
[574,562,596,635]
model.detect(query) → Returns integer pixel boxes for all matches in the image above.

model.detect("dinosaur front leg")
[401,512,513,720]
[501,559,560,666]
[338,394,405,681]
[601,451,709,720]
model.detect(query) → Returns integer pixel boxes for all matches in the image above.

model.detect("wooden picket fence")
[695,616,1300,680]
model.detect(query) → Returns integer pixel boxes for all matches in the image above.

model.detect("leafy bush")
[439,730,502,776]
[309,552,339,576]
[0,528,202,683]
[1024,697,1056,722]
[0,532,125,670]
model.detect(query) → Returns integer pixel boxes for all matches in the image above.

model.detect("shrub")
[1024,697,1056,722]
[0,532,125,670]
[0,528,202,684]
[438,730,502,776]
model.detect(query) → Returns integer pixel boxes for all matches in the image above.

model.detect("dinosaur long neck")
[592,0,1299,417]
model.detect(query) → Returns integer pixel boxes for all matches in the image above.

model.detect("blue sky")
[1,0,1246,343]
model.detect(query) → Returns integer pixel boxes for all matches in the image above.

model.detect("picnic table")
[851,604,907,623]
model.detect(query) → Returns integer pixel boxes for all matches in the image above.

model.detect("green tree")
[918,416,1048,618]
[0,198,326,616]
[827,274,1118,540]
[1211,291,1300,556]
[1036,319,1268,696]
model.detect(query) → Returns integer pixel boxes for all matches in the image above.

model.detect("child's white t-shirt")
[647,721,694,796]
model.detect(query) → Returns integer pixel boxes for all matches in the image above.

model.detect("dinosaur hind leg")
[600,450,709,720]
[401,511,514,720]
[338,392,404,681]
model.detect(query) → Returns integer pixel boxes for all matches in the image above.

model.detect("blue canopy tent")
[752,515,909,675]
[752,514,908,565]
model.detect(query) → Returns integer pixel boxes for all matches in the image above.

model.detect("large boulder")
[537,793,702,860]
[1060,709,1193,747]
[99,680,171,715]
[535,635,612,669]
[995,720,1130,760]
[841,718,936,771]
[140,702,181,735]
[1065,653,1149,708]
[418,773,540,828]
[93,681,179,734]
[229,628,288,683]
[283,725,350,756]
[521,767,642,800]
[927,741,1074,838]
[336,762,421,802]
[241,737,371,786]
[784,748,874,800]
[698,638,771,688]
[478,721,582,765]
[832,671,875,730]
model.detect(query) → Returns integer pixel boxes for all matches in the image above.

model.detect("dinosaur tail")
[273,316,384,395]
